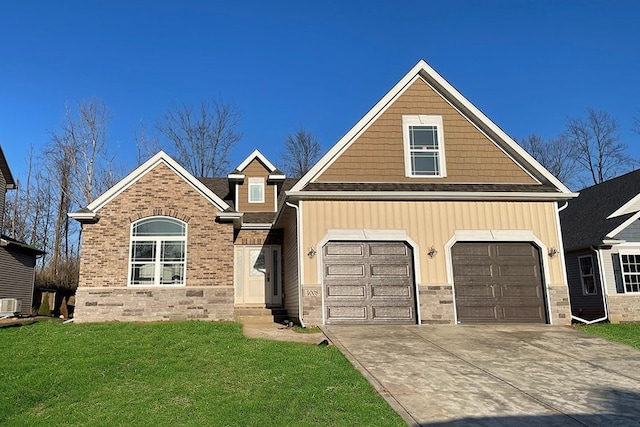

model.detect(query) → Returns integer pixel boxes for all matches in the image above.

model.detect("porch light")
[427,246,438,258]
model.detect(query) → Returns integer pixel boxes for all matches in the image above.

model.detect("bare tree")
[157,100,242,177]
[564,109,633,185]
[134,120,163,165]
[281,127,322,177]
[520,134,579,188]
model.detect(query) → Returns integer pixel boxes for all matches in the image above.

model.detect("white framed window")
[578,255,597,295]
[403,115,446,178]
[619,252,640,293]
[129,217,186,286]
[248,177,265,203]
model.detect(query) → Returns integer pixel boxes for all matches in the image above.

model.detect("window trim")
[618,251,640,294]
[578,255,597,296]
[128,216,187,287]
[248,177,265,203]
[402,115,447,178]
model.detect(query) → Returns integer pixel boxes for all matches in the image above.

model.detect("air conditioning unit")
[0,298,21,316]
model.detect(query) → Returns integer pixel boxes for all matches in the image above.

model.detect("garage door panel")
[372,306,414,321]
[497,265,539,277]
[454,264,493,277]
[455,285,495,298]
[370,264,410,277]
[324,243,364,256]
[502,306,545,322]
[325,264,365,277]
[324,241,416,325]
[456,306,498,322]
[371,284,412,298]
[453,242,547,324]
[327,285,366,298]
[327,306,367,321]
[369,243,409,256]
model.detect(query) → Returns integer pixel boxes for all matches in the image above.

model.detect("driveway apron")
[322,325,640,426]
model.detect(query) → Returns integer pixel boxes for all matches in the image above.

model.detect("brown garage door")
[452,242,547,324]
[323,241,416,325]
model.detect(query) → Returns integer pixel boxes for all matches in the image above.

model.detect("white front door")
[234,246,282,306]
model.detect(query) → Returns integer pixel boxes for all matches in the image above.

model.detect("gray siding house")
[560,169,640,323]
[0,146,44,316]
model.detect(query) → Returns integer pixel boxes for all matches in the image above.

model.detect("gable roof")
[233,149,277,173]
[0,145,16,190]
[560,169,640,251]
[69,151,230,221]
[290,59,573,197]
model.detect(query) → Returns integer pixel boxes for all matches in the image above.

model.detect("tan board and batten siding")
[316,78,537,184]
[301,200,564,286]
[235,159,276,213]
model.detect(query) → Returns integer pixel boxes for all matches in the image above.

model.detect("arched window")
[129,217,187,286]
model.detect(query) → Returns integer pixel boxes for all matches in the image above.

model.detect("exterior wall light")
[548,247,558,258]
[307,247,317,258]
[427,246,438,258]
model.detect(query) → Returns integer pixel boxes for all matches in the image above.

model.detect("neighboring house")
[560,169,640,323]
[70,60,576,326]
[0,146,44,316]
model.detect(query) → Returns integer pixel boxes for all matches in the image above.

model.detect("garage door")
[323,241,416,324]
[452,242,547,324]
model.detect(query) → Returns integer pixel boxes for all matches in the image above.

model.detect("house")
[0,146,44,316]
[70,60,576,325]
[560,170,640,323]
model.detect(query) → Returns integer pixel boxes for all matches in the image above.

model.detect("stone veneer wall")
[548,284,571,325]
[418,285,455,324]
[75,162,235,323]
[607,294,640,323]
[301,283,571,326]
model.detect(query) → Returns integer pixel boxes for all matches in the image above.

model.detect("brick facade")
[76,162,235,323]
[418,284,455,324]
[548,284,571,326]
[607,295,640,323]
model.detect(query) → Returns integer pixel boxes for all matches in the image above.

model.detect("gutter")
[285,201,305,328]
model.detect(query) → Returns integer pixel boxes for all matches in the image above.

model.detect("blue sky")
[1,0,639,182]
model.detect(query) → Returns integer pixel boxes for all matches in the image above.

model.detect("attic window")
[403,115,446,178]
[248,177,265,203]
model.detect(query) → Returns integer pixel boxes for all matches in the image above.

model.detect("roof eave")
[286,190,577,202]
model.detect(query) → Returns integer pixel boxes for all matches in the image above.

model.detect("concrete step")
[234,307,290,325]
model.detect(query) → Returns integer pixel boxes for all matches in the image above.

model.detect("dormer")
[228,150,285,213]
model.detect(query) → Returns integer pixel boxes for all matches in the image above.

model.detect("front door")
[235,245,282,306]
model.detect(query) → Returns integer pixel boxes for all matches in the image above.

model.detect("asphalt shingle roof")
[560,169,640,251]
[303,182,560,193]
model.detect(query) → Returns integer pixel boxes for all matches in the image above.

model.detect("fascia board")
[607,193,640,219]
[235,149,277,172]
[607,210,640,239]
[87,151,230,213]
[67,212,98,220]
[286,190,577,202]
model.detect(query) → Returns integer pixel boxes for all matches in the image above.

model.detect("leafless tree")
[520,134,579,188]
[157,100,242,177]
[281,127,322,177]
[564,109,633,186]
[134,120,163,165]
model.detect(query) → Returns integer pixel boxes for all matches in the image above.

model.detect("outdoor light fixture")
[427,246,438,258]
[307,247,317,258]
[548,247,558,258]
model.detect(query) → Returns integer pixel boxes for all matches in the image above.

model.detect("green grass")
[0,321,404,427]
[577,323,640,350]
[293,325,322,334]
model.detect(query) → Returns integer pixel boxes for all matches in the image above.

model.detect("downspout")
[285,201,305,327]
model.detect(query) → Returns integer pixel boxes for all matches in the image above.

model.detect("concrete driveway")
[322,325,640,426]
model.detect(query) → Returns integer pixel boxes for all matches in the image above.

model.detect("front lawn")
[577,322,640,350]
[0,321,404,426]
